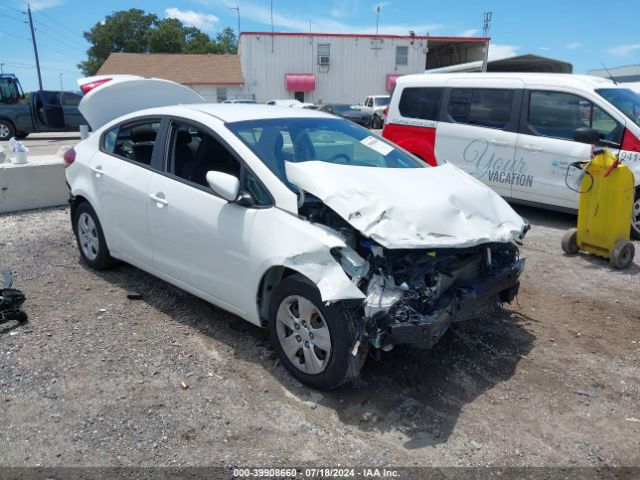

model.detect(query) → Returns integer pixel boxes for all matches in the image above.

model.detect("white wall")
[189,85,246,103]
[238,34,427,104]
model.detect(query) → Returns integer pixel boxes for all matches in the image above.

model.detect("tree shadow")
[85,260,535,449]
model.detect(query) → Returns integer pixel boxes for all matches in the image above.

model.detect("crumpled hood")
[285,161,527,249]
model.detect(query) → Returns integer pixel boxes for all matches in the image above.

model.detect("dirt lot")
[0,205,639,468]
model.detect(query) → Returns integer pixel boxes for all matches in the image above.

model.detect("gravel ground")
[0,205,639,468]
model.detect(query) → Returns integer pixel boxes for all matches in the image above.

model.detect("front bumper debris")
[373,259,524,349]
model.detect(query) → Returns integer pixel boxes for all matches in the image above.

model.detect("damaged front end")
[301,198,526,352]
[355,243,523,350]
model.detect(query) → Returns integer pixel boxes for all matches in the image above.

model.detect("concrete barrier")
[0,155,68,214]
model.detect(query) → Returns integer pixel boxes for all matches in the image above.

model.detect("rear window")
[447,88,514,129]
[398,87,443,121]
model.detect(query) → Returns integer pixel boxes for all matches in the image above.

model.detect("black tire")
[268,274,365,390]
[372,115,382,129]
[631,190,640,240]
[610,240,635,269]
[0,119,16,141]
[561,228,579,255]
[14,132,29,139]
[72,202,115,270]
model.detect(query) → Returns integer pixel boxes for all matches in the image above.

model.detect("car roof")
[395,72,620,90]
[175,103,334,123]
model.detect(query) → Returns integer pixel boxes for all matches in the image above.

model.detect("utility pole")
[376,4,381,37]
[229,6,240,37]
[59,73,64,91]
[27,4,43,91]
[0,63,4,75]
[481,11,492,73]
[270,0,274,53]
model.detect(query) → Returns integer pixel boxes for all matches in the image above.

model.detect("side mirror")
[573,127,601,145]
[206,171,239,202]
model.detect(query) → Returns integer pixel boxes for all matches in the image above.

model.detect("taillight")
[383,106,388,118]
[63,147,76,167]
[80,77,112,94]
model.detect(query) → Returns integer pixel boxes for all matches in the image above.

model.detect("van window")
[447,88,514,129]
[528,91,622,143]
[399,87,442,121]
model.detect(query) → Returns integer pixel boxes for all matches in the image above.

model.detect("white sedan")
[65,76,528,390]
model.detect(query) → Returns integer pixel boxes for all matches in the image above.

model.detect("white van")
[383,73,640,237]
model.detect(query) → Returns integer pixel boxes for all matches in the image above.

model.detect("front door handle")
[490,139,508,146]
[522,145,543,152]
[91,165,103,177]
[149,192,168,207]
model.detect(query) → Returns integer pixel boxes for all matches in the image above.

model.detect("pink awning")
[386,74,402,92]
[285,74,316,92]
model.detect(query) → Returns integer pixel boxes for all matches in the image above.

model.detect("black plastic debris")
[1,270,28,323]
[126,291,143,300]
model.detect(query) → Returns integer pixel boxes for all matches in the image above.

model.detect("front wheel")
[72,202,115,270]
[610,240,635,269]
[372,115,383,129]
[268,274,365,390]
[0,120,16,141]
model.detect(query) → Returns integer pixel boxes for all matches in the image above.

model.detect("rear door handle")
[149,192,168,207]
[522,145,543,152]
[91,165,103,177]
[490,139,509,146]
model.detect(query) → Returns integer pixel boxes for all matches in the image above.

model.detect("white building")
[238,32,488,104]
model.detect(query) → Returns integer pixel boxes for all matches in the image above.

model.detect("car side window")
[448,88,514,129]
[399,87,443,120]
[167,121,271,205]
[102,120,161,166]
[528,91,622,143]
[62,93,81,107]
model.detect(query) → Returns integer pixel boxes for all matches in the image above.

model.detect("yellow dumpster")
[561,134,635,269]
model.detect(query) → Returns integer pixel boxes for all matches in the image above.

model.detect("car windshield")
[374,97,390,107]
[333,104,361,113]
[596,88,640,128]
[227,117,423,185]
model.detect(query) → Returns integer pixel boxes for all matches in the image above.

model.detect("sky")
[2,0,640,92]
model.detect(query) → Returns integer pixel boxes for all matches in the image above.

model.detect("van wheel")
[0,120,15,141]
[72,202,115,270]
[268,274,365,390]
[631,190,640,240]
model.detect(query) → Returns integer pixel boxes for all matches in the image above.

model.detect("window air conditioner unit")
[318,56,330,65]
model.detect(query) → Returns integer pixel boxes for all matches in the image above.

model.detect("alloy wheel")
[275,295,332,375]
[77,212,100,261]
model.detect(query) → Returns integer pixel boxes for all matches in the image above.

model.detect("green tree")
[215,26,237,54]
[78,8,233,76]
[79,9,157,75]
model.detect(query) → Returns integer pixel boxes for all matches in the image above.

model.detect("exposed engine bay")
[300,195,526,350]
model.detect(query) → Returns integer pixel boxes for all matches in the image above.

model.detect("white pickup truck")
[360,95,390,129]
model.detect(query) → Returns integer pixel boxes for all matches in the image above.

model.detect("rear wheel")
[0,120,15,141]
[610,240,635,269]
[268,274,365,390]
[631,190,640,240]
[72,202,115,270]
[372,114,383,129]
[561,228,579,255]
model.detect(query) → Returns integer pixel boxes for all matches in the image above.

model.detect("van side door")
[435,78,524,199]
[514,89,624,210]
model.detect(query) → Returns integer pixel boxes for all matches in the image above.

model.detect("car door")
[89,117,164,267]
[146,118,272,313]
[435,79,524,198]
[514,89,624,209]
[60,92,85,128]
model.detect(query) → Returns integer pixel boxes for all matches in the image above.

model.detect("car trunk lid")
[77,75,205,130]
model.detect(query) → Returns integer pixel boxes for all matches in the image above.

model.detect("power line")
[34,12,85,43]
[35,22,86,53]
[0,4,24,14]
[0,30,31,42]
[0,11,26,22]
